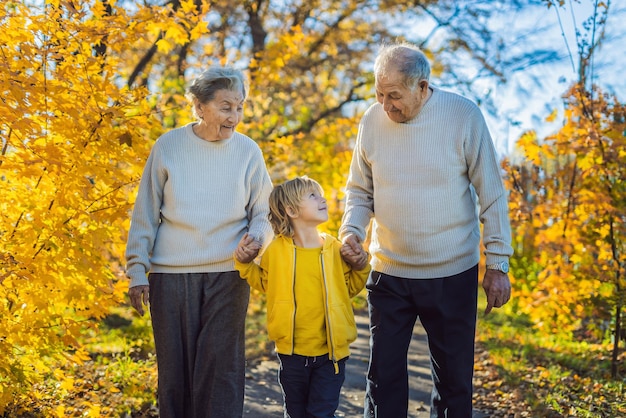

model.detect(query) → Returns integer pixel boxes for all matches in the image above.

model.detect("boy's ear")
[286,205,298,218]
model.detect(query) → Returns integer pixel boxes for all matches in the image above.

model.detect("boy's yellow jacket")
[235,233,370,369]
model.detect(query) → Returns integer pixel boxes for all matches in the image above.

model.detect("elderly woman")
[125,66,273,418]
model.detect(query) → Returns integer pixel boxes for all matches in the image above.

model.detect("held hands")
[482,269,511,315]
[340,234,369,271]
[234,233,262,263]
[129,285,149,316]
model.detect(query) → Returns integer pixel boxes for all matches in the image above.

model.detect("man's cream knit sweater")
[125,123,273,288]
[340,86,513,279]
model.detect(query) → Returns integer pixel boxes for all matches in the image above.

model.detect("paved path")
[243,312,486,417]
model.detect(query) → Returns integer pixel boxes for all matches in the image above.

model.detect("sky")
[399,0,626,158]
[477,1,626,157]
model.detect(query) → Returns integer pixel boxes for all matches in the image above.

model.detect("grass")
[3,295,272,417]
[6,288,625,417]
[474,295,626,417]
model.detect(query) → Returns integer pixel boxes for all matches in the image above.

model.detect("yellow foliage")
[505,83,626,337]
[0,0,490,413]
[545,109,558,122]
[156,37,174,53]
[0,0,172,408]
[516,131,544,165]
[180,0,197,14]
[54,406,66,417]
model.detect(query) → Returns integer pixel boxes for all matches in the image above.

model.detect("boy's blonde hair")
[269,176,324,237]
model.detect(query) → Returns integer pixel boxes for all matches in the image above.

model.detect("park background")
[1,0,625,416]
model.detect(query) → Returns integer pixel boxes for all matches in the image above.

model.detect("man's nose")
[382,98,393,111]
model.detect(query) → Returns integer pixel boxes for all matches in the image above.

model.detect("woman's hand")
[129,285,149,316]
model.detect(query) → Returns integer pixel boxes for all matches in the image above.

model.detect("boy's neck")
[292,226,323,248]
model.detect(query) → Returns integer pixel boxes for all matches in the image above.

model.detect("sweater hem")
[128,260,237,288]
[151,260,236,274]
[371,255,480,279]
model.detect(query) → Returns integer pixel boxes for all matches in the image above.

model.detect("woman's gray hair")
[185,66,248,108]
[374,42,431,91]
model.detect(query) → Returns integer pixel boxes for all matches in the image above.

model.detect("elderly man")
[339,42,513,418]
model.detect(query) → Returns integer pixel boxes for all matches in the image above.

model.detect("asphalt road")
[243,312,489,417]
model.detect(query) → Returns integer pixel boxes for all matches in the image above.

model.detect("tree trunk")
[611,296,622,379]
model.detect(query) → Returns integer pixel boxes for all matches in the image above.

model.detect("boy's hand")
[341,234,369,270]
[234,233,262,263]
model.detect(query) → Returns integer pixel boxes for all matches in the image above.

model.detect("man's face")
[375,69,429,123]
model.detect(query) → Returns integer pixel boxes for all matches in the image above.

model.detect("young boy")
[234,176,370,418]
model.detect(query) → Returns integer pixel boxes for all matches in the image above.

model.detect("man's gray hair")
[374,42,431,91]
[186,66,248,105]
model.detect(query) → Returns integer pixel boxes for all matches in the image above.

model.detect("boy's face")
[292,188,328,225]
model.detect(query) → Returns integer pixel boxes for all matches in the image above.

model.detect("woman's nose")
[228,110,240,122]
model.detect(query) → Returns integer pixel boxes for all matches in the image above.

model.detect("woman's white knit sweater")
[125,123,273,288]
[339,86,513,279]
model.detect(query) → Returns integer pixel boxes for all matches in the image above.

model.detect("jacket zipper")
[290,248,297,355]
[320,251,339,374]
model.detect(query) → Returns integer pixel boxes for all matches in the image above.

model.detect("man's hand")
[129,285,150,316]
[340,234,369,271]
[482,269,511,315]
[234,233,262,263]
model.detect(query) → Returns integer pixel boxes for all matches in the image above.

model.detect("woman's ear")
[194,99,204,119]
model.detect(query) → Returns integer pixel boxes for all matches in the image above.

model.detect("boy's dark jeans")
[277,353,347,418]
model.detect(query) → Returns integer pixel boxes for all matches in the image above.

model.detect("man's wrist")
[486,261,509,274]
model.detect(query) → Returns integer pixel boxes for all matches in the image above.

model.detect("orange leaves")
[505,83,626,348]
[544,108,558,123]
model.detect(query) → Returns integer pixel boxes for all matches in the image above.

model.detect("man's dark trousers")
[364,265,478,418]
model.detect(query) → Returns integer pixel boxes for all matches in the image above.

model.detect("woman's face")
[197,89,244,141]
